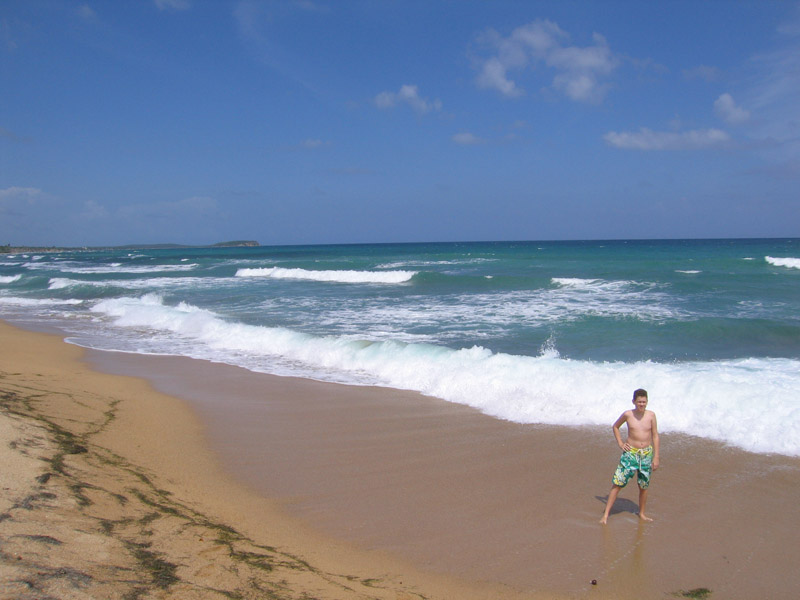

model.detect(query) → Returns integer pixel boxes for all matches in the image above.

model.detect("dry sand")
[3,319,800,599]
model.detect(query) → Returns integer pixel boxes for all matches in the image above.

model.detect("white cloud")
[714,93,750,124]
[374,84,442,114]
[452,132,484,145]
[154,0,190,11]
[603,128,731,150]
[475,57,522,97]
[474,19,618,103]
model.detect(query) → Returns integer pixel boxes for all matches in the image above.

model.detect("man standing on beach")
[600,389,660,524]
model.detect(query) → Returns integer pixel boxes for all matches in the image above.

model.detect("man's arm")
[651,413,660,469]
[612,412,630,451]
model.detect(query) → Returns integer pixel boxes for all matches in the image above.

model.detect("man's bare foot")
[639,513,653,522]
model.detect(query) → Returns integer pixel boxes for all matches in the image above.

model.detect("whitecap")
[765,256,800,270]
[236,267,416,284]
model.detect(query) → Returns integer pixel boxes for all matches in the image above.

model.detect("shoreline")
[3,319,800,598]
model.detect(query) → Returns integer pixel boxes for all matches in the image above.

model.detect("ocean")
[2,238,799,456]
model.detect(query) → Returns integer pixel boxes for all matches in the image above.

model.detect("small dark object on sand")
[591,579,597,585]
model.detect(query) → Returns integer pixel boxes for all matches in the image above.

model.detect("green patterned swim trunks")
[612,445,653,489]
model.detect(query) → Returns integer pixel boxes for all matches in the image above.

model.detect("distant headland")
[0,241,260,254]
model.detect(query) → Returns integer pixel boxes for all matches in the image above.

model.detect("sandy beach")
[0,320,491,600]
[3,319,800,599]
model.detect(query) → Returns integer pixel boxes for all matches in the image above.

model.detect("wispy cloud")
[738,10,800,154]
[154,0,191,11]
[473,19,618,103]
[0,126,27,142]
[604,128,730,150]
[714,93,750,124]
[0,186,43,202]
[452,132,484,145]
[2,18,18,52]
[295,139,329,149]
[233,0,322,94]
[233,1,261,39]
[292,0,329,13]
[81,199,109,220]
[375,84,442,114]
[77,4,97,21]
[0,186,45,218]
[682,65,721,82]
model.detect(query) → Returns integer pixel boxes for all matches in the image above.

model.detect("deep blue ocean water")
[2,238,799,455]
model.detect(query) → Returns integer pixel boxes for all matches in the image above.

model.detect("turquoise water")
[2,238,799,455]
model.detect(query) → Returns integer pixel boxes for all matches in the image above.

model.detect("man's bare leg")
[638,487,653,521]
[600,485,622,524]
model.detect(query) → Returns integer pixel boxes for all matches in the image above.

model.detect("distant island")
[1,241,260,254]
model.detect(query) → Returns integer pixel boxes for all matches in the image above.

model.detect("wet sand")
[89,342,800,599]
[3,319,800,599]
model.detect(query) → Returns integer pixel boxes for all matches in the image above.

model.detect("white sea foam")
[0,275,22,284]
[376,258,497,269]
[552,277,601,287]
[676,270,702,274]
[551,277,637,292]
[340,291,681,337]
[22,261,200,274]
[236,267,417,284]
[47,276,228,291]
[48,278,76,290]
[766,256,800,270]
[0,296,83,306]
[71,264,199,274]
[304,282,685,340]
[87,294,800,456]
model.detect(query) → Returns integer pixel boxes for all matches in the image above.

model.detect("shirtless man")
[600,389,660,524]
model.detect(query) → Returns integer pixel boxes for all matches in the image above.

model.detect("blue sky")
[2,0,799,246]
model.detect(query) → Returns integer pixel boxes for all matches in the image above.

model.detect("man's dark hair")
[633,388,648,400]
